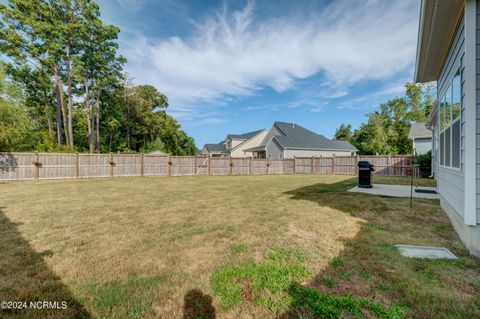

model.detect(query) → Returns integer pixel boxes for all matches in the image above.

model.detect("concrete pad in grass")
[395,244,458,259]
[348,184,439,199]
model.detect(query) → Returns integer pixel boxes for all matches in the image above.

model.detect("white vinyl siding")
[413,137,432,155]
[436,12,465,219]
[231,130,269,158]
[476,0,480,223]
[266,139,284,159]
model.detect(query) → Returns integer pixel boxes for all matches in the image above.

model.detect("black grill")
[358,161,374,188]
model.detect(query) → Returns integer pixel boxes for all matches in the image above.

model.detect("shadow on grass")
[0,208,91,319]
[183,289,215,319]
[274,178,480,318]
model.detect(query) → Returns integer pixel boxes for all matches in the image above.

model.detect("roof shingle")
[272,122,358,151]
[227,129,264,140]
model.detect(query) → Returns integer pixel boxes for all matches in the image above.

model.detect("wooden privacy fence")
[0,152,414,182]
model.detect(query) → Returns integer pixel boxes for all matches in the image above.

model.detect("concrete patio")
[348,184,439,199]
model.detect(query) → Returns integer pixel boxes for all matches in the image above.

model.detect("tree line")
[334,82,434,155]
[0,0,196,155]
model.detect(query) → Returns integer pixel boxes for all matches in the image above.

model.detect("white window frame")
[439,68,461,171]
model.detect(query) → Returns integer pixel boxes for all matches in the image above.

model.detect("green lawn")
[0,175,478,319]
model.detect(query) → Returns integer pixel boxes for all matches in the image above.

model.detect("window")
[439,69,461,169]
[440,95,445,166]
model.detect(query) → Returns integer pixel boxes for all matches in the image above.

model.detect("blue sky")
[97,0,420,147]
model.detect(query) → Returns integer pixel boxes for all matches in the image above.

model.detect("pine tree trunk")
[44,93,54,143]
[125,88,131,149]
[54,67,63,145]
[66,36,74,147]
[85,77,93,153]
[95,93,100,151]
[60,78,69,147]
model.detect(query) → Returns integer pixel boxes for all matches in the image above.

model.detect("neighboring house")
[229,129,269,158]
[243,122,358,159]
[200,129,267,157]
[409,122,432,155]
[415,0,479,256]
[201,142,229,157]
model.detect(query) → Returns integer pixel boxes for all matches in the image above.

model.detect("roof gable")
[409,122,431,139]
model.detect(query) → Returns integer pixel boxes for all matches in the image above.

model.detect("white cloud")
[190,118,228,126]
[123,0,419,117]
[335,81,408,110]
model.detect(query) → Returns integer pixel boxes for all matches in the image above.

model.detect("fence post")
[311,156,314,174]
[230,157,233,176]
[293,156,296,174]
[194,157,198,175]
[168,155,172,176]
[208,157,211,175]
[355,154,360,175]
[141,153,144,177]
[34,151,39,181]
[75,153,79,179]
[331,155,335,175]
[388,155,391,176]
[266,159,269,174]
[109,153,114,177]
[249,158,252,175]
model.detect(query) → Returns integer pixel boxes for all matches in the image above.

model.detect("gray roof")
[409,122,431,139]
[227,129,264,140]
[245,122,358,152]
[204,143,226,153]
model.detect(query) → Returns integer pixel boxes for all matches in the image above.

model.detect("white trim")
[463,0,476,226]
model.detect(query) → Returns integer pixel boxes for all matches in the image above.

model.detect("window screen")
[445,127,451,167]
[452,120,460,168]
[440,132,445,166]
[452,71,461,121]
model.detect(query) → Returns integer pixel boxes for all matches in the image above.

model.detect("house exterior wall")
[201,146,209,157]
[435,10,466,220]
[413,137,432,155]
[476,0,480,224]
[283,149,354,158]
[441,192,480,256]
[266,139,284,159]
[230,139,243,149]
[232,130,269,158]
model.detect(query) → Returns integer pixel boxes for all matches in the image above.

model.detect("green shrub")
[415,151,432,178]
